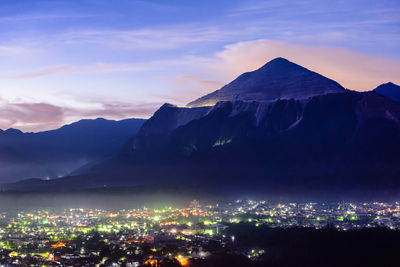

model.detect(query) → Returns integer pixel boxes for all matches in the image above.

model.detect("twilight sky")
[0,0,399,132]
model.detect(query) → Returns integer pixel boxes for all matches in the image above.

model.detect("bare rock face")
[187,57,347,107]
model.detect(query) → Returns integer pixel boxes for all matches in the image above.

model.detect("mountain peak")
[261,57,292,66]
[160,103,178,109]
[3,128,23,135]
[376,82,398,88]
[187,58,346,107]
[374,82,400,102]
[257,57,314,75]
[264,57,289,63]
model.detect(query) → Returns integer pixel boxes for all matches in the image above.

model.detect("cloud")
[5,60,190,79]
[11,65,74,79]
[158,74,225,103]
[227,1,299,17]
[0,13,94,23]
[0,45,31,56]
[193,40,400,93]
[68,99,161,120]
[56,26,234,51]
[0,98,161,132]
[228,0,400,24]
[0,101,65,131]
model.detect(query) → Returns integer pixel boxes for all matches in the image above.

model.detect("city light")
[0,200,398,265]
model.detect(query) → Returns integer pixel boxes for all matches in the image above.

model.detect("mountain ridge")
[0,117,145,183]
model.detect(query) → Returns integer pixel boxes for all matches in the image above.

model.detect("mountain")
[5,59,400,198]
[0,118,145,183]
[374,82,400,102]
[187,57,347,107]
[7,91,400,197]
[0,145,54,184]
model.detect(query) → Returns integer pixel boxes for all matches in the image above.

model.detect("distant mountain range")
[0,118,145,183]
[3,58,400,197]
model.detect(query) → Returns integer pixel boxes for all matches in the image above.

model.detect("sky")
[0,0,399,132]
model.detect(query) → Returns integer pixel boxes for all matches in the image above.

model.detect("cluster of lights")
[0,200,398,265]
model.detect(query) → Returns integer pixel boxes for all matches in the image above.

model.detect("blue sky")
[0,0,399,131]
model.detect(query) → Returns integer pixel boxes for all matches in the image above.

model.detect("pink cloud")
[0,98,160,132]
[68,100,161,120]
[0,101,65,131]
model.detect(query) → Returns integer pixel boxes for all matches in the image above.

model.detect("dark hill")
[374,82,400,102]
[0,118,145,183]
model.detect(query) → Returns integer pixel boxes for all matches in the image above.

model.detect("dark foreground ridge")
[220,223,400,267]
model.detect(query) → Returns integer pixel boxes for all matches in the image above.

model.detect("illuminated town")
[0,200,399,266]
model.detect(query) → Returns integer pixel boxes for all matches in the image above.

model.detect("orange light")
[192,211,206,216]
[176,255,189,267]
[160,221,178,226]
[51,241,67,249]
[145,259,158,266]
